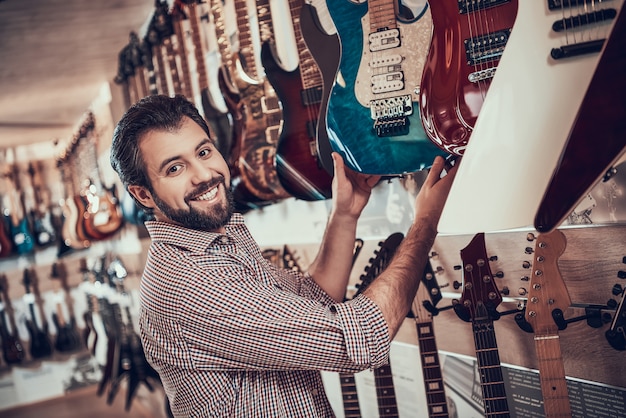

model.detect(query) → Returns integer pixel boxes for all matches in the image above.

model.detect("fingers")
[423,155,446,188]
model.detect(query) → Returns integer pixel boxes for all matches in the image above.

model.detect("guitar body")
[324,0,445,175]
[0,218,11,258]
[261,41,333,201]
[8,216,34,255]
[299,3,342,175]
[53,314,83,353]
[200,87,234,160]
[439,0,625,234]
[230,73,290,202]
[0,313,25,364]
[26,318,53,359]
[420,0,518,155]
[82,186,124,241]
[535,6,626,232]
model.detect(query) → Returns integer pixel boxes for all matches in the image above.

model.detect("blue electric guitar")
[322,0,446,175]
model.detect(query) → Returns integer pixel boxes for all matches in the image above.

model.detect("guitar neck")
[415,319,449,417]
[533,332,572,417]
[374,364,399,417]
[338,372,362,418]
[472,318,510,416]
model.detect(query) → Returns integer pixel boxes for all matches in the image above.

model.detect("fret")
[285,0,323,90]
[368,0,398,30]
[233,0,260,79]
[172,4,194,100]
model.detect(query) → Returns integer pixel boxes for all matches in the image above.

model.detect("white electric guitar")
[439,0,624,234]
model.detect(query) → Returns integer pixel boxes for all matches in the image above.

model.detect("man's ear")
[128,184,155,210]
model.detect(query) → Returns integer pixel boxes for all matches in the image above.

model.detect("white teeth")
[195,187,218,201]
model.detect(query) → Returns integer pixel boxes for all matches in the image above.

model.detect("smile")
[193,185,219,201]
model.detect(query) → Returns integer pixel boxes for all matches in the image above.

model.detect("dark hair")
[110,94,211,194]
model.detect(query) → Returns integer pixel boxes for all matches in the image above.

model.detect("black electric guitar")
[412,260,450,417]
[105,259,160,410]
[0,274,25,364]
[354,232,404,417]
[518,230,572,417]
[456,233,510,417]
[50,261,83,353]
[22,268,53,359]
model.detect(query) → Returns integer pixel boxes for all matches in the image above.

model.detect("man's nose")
[189,160,211,184]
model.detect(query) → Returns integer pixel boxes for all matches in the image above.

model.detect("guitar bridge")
[468,67,497,83]
[370,95,413,137]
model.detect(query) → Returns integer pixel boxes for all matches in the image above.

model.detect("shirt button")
[219,235,229,244]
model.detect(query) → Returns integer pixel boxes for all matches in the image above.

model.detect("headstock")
[456,233,503,322]
[522,230,570,334]
[606,256,626,350]
[355,232,404,296]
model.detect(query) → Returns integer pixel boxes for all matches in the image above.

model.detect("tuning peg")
[489,255,498,262]
[495,270,504,278]
[526,232,536,242]
[612,284,623,296]
[453,264,462,270]
[522,260,531,269]
[524,246,534,254]
[452,280,462,290]
[618,270,626,279]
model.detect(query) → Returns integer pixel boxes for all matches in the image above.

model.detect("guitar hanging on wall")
[438,0,624,234]
[456,233,510,417]
[354,232,405,417]
[412,260,451,417]
[516,230,573,417]
[260,0,333,201]
[0,274,26,364]
[22,268,54,359]
[322,0,446,175]
[419,0,518,156]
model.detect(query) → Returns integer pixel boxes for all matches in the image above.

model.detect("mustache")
[185,176,226,201]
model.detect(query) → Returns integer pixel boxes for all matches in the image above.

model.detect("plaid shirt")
[140,213,390,417]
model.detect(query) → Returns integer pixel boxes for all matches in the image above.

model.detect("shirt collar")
[144,213,245,252]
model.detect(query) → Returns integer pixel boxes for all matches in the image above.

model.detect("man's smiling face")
[128,116,234,232]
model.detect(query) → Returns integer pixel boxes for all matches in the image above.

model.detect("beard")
[150,177,235,231]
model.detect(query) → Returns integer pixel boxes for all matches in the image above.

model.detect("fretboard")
[534,332,572,417]
[339,372,362,418]
[374,364,399,417]
[472,319,510,417]
[416,320,449,417]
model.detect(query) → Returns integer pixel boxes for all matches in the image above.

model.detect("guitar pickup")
[465,29,511,65]
[552,8,617,32]
[369,28,400,52]
[371,72,405,93]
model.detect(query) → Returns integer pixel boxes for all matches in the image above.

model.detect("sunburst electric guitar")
[322,0,445,175]
[419,0,518,156]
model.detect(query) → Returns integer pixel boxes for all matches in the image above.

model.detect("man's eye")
[199,148,211,158]
[167,165,181,174]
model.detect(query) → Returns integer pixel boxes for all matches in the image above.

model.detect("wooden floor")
[1,383,170,418]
